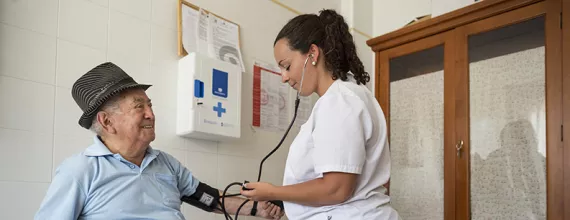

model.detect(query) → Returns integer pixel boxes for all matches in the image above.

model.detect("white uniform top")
[283,75,400,220]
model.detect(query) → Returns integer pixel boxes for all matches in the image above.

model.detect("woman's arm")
[277,172,358,206]
[241,172,358,207]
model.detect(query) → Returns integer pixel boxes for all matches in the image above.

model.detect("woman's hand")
[240,182,277,201]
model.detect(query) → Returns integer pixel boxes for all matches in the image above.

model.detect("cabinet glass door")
[467,16,547,220]
[390,45,444,220]
[451,2,564,219]
[379,33,452,220]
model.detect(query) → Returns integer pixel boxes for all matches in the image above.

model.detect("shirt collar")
[84,136,160,157]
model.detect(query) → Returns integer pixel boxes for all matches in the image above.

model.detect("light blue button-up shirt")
[35,136,200,220]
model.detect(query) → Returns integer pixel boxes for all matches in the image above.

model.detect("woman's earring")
[309,54,316,65]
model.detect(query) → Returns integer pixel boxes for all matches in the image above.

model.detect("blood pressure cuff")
[181,182,220,212]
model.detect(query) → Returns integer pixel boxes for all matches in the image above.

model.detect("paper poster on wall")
[208,12,245,72]
[181,5,245,72]
[252,61,290,132]
[181,6,198,54]
[197,8,210,56]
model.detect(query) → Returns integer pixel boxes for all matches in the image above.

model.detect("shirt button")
[129,165,135,169]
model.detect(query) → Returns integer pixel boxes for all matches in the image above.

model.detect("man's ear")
[97,111,116,134]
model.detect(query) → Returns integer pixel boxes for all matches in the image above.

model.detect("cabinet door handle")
[456,140,464,157]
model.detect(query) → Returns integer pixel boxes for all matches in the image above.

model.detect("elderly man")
[35,62,283,219]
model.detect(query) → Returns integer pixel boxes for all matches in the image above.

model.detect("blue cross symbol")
[213,102,226,117]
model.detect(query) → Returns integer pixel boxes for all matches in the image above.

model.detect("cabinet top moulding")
[366,0,543,52]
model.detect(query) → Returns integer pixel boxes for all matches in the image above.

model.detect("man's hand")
[256,201,284,219]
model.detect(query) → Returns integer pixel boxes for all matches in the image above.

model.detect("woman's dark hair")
[274,9,370,85]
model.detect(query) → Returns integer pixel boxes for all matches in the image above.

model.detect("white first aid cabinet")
[177,52,241,141]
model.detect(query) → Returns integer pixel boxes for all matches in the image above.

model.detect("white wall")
[0,0,340,219]
[373,0,432,39]
[371,0,484,39]
[341,0,435,95]
[432,0,480,18]
[361,0,432,94]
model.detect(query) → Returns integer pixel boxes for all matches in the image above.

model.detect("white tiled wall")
[0,0,340,219]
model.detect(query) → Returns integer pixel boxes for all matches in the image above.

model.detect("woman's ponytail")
[318,9,370,85]
[274,9,370,85]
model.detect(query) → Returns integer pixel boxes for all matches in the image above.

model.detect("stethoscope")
[219,54,313,220]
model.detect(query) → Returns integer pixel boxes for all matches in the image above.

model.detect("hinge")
[562,125,564,142]
[560,12,563,29]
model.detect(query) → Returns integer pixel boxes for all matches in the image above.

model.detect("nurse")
[240,9,400,220]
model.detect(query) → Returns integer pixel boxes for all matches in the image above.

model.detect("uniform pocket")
[155,173,181,208]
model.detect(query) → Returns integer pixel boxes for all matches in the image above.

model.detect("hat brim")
[78,82,151,129]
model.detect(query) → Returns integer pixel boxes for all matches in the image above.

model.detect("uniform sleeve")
[311,94,373,175]
[162,152,200,196]
[34,165,87,220]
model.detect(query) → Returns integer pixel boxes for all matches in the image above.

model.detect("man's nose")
[144,106,155,120]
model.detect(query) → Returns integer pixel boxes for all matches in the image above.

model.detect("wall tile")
[0,0,58,36]
[56,39,106,89]
[182,138,218,154]
[110,0,151,21]
[147,62,178,110]
[372,0,431,36]
[88,0,109,7]
[0,76,55,133]
[150,25,178,64]
[0,24,56,84]
[218,132,293,159]
[353,0,373,36]
[54,87,93,136]
[0,181,50,219]
[186,151,218,186]
[151,0,177,30]
[258,154,286,186]
[217,155,257,190]
[0,129,53,182]
[58,0,109,51]
[279,0,341,14]
[108,10,151,63]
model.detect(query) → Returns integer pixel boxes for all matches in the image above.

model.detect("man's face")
[110,89,155,145]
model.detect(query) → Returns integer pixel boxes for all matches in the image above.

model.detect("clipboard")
[177,0,242,57]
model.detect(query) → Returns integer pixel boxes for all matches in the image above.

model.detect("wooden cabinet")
[366,0,568,219]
